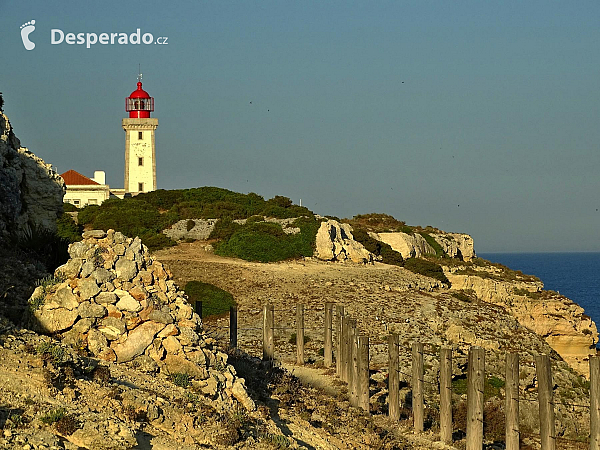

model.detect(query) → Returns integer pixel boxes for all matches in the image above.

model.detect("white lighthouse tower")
[122,75,158,194]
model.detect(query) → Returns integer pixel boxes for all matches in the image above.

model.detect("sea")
[479,253,600,340]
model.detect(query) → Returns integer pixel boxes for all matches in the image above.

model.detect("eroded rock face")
[0,111,64,241]
[28,229,254,410]
[371,232,435,259]
[446,268,598,377]
[314,220,375,263]
[431,233,475,261]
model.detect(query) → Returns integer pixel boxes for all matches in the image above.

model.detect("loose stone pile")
[28,229,254,410]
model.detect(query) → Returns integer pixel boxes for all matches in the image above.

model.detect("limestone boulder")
[314,220,375,263]
[111,320,166,363]
[33,307,78,333]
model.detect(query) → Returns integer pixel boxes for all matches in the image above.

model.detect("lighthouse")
[122,76,158,194]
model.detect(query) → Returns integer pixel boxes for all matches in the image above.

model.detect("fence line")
[198,300,599,448]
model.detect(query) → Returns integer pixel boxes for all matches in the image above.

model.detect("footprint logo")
[20,20,36,50]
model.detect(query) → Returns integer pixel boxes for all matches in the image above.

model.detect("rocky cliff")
[372,231,475,261]
[445,264,598,376]
[0,111,64,240]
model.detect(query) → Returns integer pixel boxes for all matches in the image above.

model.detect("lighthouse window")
[138,131,143,140]
[138,183,144,192]
[140,101,145,109]
[138,157,143,166]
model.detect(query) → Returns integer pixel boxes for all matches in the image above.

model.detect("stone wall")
[0,111,65,240]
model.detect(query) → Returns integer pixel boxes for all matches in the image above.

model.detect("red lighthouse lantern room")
[125,81,154,118]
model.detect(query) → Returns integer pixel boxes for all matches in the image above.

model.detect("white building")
[61,170,110,208]
[61,76,158,207]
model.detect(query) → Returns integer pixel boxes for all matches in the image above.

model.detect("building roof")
[61,170,99,186]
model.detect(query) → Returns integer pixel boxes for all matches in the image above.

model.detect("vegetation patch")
[40,408,67,425]
[443,257,540,283]
[450,289,478,303]
[403,258,450,285]
[214,217,320,263]
[418,232,446,258]
[351,228,404,266]
[76,187,314,252]
[170,372,191,388]
[56,213,83,243]
[184,280,236,318]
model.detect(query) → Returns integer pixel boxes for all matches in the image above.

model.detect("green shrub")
[418,232,446,258]
[215,228,295,262]
[214,217,319,263]
[170,372,191,387]
[56,213,82,243]
[209,218,242,240]
[184,281,235,318]
[36,342,67,365]
[403,258,450,285]
[77,199,175,251]
[63,202,78,212]
[40,408,67,425]
[186,219,195,232]
[9,224,70,271]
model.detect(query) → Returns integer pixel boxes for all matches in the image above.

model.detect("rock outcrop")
[446,267,598,376]
[370,231,476,261]
[0,111,64,241]
[430,232,475,261]
[314,220,375,263]
[370,232,434,259]
[29,229,255,410]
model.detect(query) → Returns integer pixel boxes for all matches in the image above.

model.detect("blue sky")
[2,1,600,252]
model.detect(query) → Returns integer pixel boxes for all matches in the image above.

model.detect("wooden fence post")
[358,335,370,413]
[341,316,348,381]
[336,305,344,376]
[296,304,304,365]
[466,346,484,450]
[440,347,452,444]
[262,304,274,362]
[324,302,333,367]
[349,319,357,406]
[388,334,400,421]
[535,354,555,450]
[591,356,600,450]
[195,301,202,319]
[505,352,519,450]
[229,305,237,350]
[412,342,424,432]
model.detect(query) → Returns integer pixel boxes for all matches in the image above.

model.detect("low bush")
[78,199,175,251]
[63,202,78,212]
[9,224,70,271]
[184,280,236,318]
[209,218,242,241]
[214,217,320,263]
[76,187,314,252]
[403,258,450,285]
[56,213,82,243]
